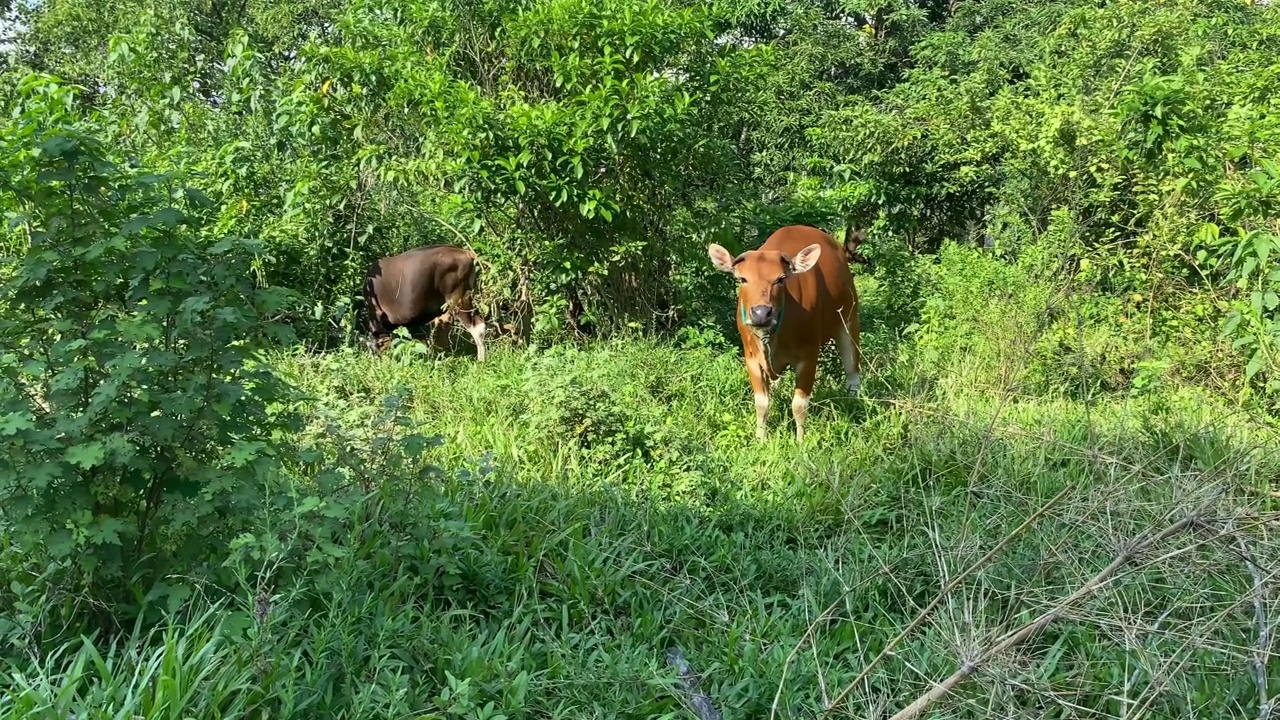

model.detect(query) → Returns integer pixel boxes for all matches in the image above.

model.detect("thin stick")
[822,483,1075,716]
[1236,534,1273,720]
[424,212,476,254]
[771,573,883,719]
[886,506,1207,720]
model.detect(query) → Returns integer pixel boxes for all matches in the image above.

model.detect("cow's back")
[762,225,856,346]
[365,245,475,326]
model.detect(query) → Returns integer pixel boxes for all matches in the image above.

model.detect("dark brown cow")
[708,225,860,442]
[842,227,872,267]
[362,244,487,360]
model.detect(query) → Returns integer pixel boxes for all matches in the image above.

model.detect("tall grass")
[3,253,1278,718]
[5,332,1275,718]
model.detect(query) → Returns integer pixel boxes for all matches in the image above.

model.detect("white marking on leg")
[754,391,770,440]
[467,321,487,361]
[836,321,860,397]
[791,390,809,443]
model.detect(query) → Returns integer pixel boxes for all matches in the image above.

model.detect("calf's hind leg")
[363,295,391,354]
[366,332,392,354]
[836,312,861,397]
[791,356,818,443]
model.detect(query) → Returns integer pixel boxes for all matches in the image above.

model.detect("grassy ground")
[9,331,1276,719]
[4,254,1280,718]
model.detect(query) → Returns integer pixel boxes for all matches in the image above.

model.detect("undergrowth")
[4,324,1277,718]
[4,214,1279,718]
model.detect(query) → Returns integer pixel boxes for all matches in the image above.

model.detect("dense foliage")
[2,0,1279,716]
[3,0,1275,382]
[0,78,303,616]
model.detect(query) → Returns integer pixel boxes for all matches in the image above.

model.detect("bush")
[0,75,299,605]
[810,0,1280,397]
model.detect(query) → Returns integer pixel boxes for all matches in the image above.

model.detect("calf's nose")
[748,304,775,327]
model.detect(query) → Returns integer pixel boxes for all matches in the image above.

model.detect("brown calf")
[708,225,860,442]
[362,244,487,360]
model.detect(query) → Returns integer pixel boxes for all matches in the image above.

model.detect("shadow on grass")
[18,402,1271,719]
[22,340,1273,720]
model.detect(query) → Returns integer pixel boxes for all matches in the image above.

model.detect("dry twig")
[885,503,1213,720]
[771,573,886,719]
[822,483,1076,717]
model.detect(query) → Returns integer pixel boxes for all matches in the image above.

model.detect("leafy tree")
[806,0,1280,394]
[4,0,1278,390]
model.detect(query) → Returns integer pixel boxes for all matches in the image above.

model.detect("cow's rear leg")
[426,313,450,351]
[364,298,392,354]
[448,294,487,361]
[836,312,861,398]
[792,356,818,443]
[367,319,392,354]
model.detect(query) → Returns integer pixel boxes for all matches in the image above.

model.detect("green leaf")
[0,412,35,436]
[402,434,443,455]
[88,516,128,546]
[27,463,60,490]
[319,541,349,558]
[1223,312,1242,336]
[158,582,193,614]
[65,441,107,470]
[184,187,214,208]
[1255,233,1274,267]
[225,440,265,467]
[1245,350,1265,380]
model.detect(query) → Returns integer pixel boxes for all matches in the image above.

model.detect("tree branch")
[1235,533,1273,720]
[666,647,722,720]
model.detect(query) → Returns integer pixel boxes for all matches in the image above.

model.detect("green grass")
[4,331,1279,719]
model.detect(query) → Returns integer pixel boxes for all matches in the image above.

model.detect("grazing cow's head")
[708,242,822,337]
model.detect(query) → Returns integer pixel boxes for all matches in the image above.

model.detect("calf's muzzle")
[747,304,775,328]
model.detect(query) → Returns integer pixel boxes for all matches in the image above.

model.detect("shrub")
[0,75,299,604]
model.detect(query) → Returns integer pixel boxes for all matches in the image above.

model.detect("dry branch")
[885,505,1210,720]
[1235,534,1274,720]
[666,647,722,720]
[822,483,1075,717]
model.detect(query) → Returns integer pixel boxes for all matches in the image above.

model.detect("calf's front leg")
[747,362,771,441]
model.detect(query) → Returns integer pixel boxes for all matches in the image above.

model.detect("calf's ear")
[708,244,736,273]
[789,243,822,274]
